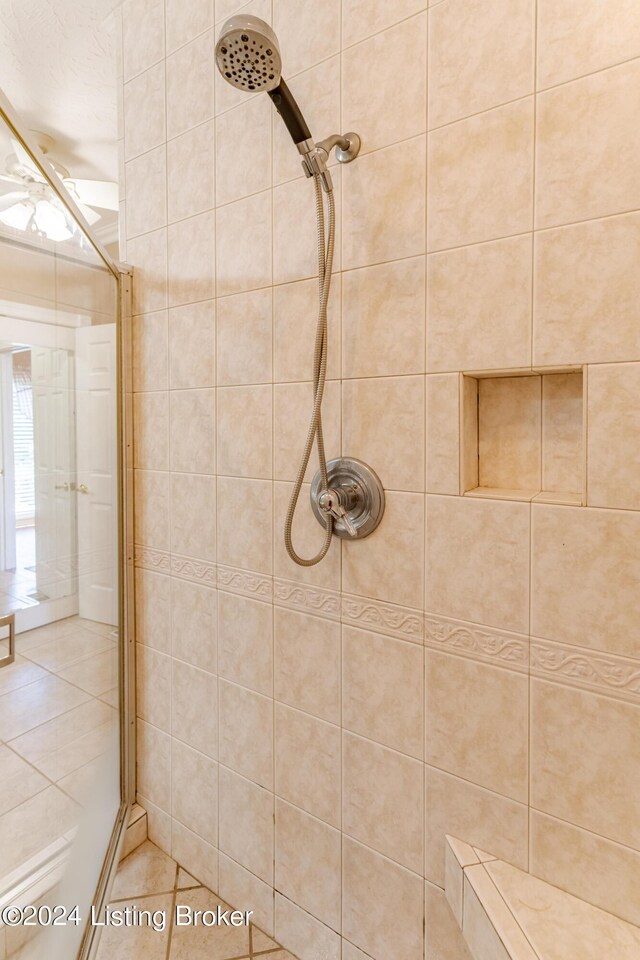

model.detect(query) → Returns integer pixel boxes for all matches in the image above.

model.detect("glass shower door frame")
[0,88,136,960]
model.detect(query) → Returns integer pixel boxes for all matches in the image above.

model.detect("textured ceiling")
[0,0,121,183]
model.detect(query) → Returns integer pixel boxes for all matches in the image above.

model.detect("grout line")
[529,0,539,873]
[164,862,180,960]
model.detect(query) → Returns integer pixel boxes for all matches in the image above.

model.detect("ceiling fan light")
[0,200,33,231]
[33,199,74,242]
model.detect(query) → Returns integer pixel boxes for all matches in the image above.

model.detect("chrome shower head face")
[215,15,282,93]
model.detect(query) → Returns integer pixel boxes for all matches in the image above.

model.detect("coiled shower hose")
[283,174,335,566]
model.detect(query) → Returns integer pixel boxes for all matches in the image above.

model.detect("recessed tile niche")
[461,369,585,504]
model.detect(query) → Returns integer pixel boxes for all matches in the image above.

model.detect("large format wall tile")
[531,680,640,849]
[342,13,427,155]
[274,608,341,724]
[342,0,425,47]
[217,477,273,572]
[342,491,424,609]
[169,389,216,475]
[217,591,272,696]
[275,798,341,931]
[531,504,640,657]
[537,0,640,89]
[425,650,529,802]
[217,288,273,386]
[536,60,640,228]
[424,766,529,887]
[533,212,640,366]
[530,810,640,928]
[274,276,341,382]
[171,659,217,759]
[342,730,423,873]
[166,31,215,139]
[171,741,218,846]
[273,0,341,77]
[342,836,424,960]
[216,190,272,297]
[427,235,532,373]
[171,578,217,672]
[217,384,272,479]
[168,300,216,389]
[428,98,534,251]
[124,65,166,160]
[167,121,215,224]
[426,495,530,634]
[165,0,213,56]
[216,96,271,206]
[168,211,215,306]
[275,703,341,827]
[428,0,534,128]
[587,362,640,510]
[342,136,426,270]
[122,0,165,82]
[342,257,425,379]
[219,679,273,789]
[218,766,274,884]
[342,376,425,492]
[274,172,342,284]
[342,625,423,759]
[426,373,460,495]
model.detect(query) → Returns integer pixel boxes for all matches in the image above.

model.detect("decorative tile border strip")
[217,564,273,602]
[342,593,424,643]
[425,613,529,673]
[171,554,216,587]
[531,638,640,705]
[134,545,171,573]
[273,578,341,621]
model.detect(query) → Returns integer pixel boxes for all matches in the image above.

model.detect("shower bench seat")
[444,834,640,960]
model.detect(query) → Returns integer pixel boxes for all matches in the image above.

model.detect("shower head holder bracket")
[298,132,361,189]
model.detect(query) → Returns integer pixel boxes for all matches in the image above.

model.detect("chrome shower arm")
[315,133,360,162]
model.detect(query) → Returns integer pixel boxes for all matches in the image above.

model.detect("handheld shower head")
[215,15,282,93]
[215,15,311,146]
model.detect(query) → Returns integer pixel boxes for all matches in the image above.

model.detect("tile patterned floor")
[97,841,296,960]
[0,615,119,886]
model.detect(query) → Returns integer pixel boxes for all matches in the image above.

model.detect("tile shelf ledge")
[444,835,640,960]
[464,487,583,505]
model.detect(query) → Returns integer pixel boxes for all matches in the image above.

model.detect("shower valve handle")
[317,488,358,537]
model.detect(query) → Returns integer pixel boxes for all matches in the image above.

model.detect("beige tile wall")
[120,0,640,957]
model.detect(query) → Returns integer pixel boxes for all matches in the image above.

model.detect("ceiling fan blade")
[75,199,101,226]
[10,138,45,180]
[0,191,29,212]
[66,178,118,211]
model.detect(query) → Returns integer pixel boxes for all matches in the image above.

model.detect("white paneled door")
[75,325,118,626]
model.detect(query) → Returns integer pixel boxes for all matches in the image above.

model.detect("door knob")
[77,484,90,495]
[55,482,70,491]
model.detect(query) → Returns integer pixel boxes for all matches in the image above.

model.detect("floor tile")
[57,647,118,696]
[112,841,178,900]
[0,745,49,816]
[95,895,173,960]
[169,886,251,959]
[23,629,113,672]
[0,675,91,741]
[0,786,79,877]
[0,656,49,696]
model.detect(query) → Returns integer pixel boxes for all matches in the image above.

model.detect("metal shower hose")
[283,174,335,566]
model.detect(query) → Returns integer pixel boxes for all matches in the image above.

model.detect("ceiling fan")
[0,132,118,241]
